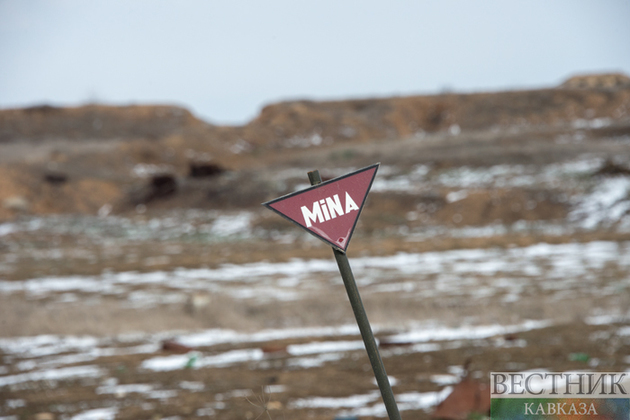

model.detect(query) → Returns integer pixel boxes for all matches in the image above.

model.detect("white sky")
[1,0,629,124]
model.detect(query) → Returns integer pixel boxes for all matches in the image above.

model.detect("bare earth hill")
[1,73,630,220]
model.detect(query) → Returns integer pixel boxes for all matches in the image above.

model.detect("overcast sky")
[1,1,629,124]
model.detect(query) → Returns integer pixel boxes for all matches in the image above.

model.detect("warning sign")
[263,163,379,252]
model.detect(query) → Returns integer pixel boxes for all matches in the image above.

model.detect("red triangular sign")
[263,163,379,252]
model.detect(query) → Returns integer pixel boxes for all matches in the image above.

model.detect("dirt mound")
[0,164,123,220]
[1,73,630,219]
[0,104,207,143]
[561,72,630,89]
[2,75,629,152]
[238,79,630,150]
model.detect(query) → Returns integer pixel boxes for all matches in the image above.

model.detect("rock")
[266,401,283,410]
[3,196,29,212]
[561,73,630,89]
[596,159,630,176]
[44,171,68,184]
[147,174,177,201]
[161,340,194,354]
[189,161,225,178]
[98,203,113,217]
[260,344,288,356]
[185,293,211,314]
[34,413,55,420]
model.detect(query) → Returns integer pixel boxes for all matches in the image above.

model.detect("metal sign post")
[263,164,401,420]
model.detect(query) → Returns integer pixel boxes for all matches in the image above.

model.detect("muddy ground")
[1,79,630,419]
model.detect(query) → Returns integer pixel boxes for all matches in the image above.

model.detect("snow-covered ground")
[1,156,629,419]
[1,315,629,418]
[1,241,628,309]
[1,158,629,245]
[1,239,629,417]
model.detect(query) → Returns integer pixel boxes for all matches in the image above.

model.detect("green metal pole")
[308,170,402,420]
